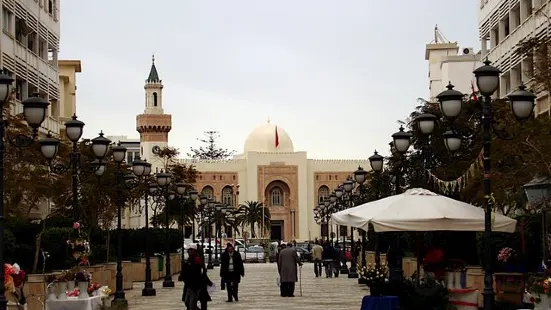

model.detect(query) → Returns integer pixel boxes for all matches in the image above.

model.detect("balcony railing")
[487,6,549,66]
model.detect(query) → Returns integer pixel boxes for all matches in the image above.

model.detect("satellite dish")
[463,48,470,55]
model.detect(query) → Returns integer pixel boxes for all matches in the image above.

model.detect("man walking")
[278,242,302,297]
[220,243,244,303]
[311,241,323,278]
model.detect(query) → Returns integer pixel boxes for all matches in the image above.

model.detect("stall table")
[360,296,400,310]
[46,296,103,310]
[449,288,479,310]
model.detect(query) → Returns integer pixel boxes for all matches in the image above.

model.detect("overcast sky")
[59,0,478,159]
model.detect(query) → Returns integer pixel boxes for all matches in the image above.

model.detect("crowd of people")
[180,240,329,309]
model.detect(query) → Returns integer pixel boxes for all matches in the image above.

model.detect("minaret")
[136,55,172,170]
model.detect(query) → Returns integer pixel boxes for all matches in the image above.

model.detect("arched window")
[222,186,234,206]
[153,92,158,107]
[317,186,329,203]
[270,187,282,206]
[201,186,214,199]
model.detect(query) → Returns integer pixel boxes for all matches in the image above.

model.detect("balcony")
[487,5,549,66]
[11,99,61,136]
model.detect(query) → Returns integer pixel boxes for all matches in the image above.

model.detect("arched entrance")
[264,180,292,241]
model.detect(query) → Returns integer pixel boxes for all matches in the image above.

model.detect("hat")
[188,244,198,250]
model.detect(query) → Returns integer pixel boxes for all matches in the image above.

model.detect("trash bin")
[157,255,164,272]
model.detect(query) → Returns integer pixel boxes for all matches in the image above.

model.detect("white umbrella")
[331,188,517,233]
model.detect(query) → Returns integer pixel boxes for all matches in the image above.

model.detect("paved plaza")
[125,263,369,310]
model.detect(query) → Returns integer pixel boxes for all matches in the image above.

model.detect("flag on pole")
[275,126,280,148]
[471,81,478,101]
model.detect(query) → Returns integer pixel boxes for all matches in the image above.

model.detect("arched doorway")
[264,180,292,241]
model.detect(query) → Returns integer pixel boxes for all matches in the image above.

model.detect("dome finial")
[152,53,155,64]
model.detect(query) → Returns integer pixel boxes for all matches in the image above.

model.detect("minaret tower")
[136,55,172,170]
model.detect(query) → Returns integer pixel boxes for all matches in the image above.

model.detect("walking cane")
[299,265,303,297]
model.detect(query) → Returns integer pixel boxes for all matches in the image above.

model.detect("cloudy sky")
[60,0,478,159]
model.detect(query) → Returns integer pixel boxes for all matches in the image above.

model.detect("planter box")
[122,261,133,290]
[132,262,146,282]
[103,263,117,292]
[495,272,525,305]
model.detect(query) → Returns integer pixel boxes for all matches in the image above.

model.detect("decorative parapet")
[136,114,171,133]
[310,159,371,164]
[178,158,241,164]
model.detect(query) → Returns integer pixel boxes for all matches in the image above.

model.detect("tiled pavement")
[124,263,370,310]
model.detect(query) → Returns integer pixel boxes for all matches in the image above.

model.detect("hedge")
[4,217,183,273]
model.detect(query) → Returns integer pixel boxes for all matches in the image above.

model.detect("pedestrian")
[220,242,244,303]
[182,244,212,310]
[322,242,339,278]
[311,240,323,278]
[278,242,302,297]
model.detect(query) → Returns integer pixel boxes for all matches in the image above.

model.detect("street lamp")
[353,166,369,281]
[40,118,110,222]
[435,60,536,310]
[155,170,174,287]
[388,126,412,291]
[110,143,143,307]
[0,72,50,310]
[177,187,197,280]
[369,151,384,173]
[523,177,551,270]
[213,203,224,266]
[206,199,215,269]
[130,159,156,297]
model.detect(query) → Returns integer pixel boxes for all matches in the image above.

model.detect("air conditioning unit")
[462,48,474,55]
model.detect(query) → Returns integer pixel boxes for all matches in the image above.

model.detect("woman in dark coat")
[182,245,212,310]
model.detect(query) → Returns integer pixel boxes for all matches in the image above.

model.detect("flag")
[471,81,478,101]
[275,126,280,148]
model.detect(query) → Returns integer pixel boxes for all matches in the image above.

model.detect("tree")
[2,93,58,217]
[188,130,235,160]
[235,201,271,238]
[150,146,198,227]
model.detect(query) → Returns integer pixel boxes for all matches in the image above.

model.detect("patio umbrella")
[331,188,517,233]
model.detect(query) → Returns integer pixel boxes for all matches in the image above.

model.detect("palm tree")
[235,201,271,238]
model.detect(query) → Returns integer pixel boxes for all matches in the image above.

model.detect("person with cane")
[278,242,302,297]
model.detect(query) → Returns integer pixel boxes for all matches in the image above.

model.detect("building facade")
[1,0,62,135]
[478,0,550,114]
[131,60,371,241]
[426,27,482,100]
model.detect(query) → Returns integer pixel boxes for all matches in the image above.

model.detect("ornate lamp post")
[153,170,175,287]
[0,72,50,310]
[368,151,384,267]
[130,159,157,296]
[206,199,215,269]
[353,166,369,271]
[110,143,145,307]
[432,60,536,310]
[39,117,111,222]
[198,195,208,256]
[388,126,412,290]
[213,203,224,266]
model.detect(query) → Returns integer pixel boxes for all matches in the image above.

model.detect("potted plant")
[527,275,551,310]
[446,259,466,289]
[401,274,451,310]
[359,263,388,296]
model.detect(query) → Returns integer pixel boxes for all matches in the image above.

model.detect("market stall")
[331,188,517,309]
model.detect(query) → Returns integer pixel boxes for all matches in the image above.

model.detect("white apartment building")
[426,27,482,101]
[479,0,550,114]
[1,0,62,134]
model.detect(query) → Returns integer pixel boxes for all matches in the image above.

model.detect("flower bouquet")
[5,263,26,305]
[527,275,551,309]
[67,222,91,266]
[88,283,101,296]
[359,263,388,296]
[75,270,91,299]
